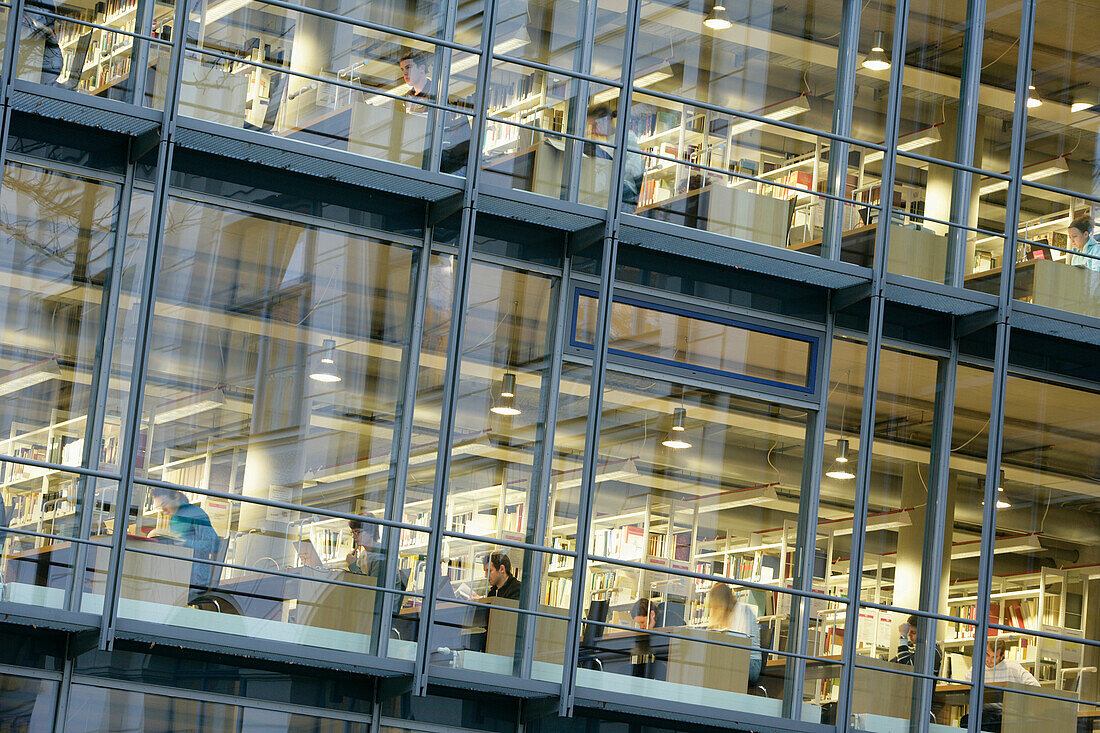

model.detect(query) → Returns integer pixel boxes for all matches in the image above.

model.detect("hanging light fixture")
[825,438,856,480]
[703,2,732,30]
[309,338,342,383]
[662,407,692,450]
[1070,88,1098,113]
[982,469,1011,509]
[1026,81,1043,108]
[490,372,522,416]
[862,31,891,71]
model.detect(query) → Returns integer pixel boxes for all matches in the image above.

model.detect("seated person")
[149,488,218,599]
[964,640,1039,687]
[346,519,410,589]
[890,614,944,675]
[706,583,763,686]
[1068,214,1100,271]
[482,551,521,601]
[960,640,1039,730]
[631,596,687,630]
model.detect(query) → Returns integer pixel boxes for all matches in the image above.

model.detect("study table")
[966,258,1100,317]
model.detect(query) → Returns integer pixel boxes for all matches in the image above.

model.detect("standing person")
[1069,214,1100,271]
[585,104,644,210]
[396,49,470,175]
[483,551,522,600]
[398,50,433,114]
[706,583,763,685]
[150,488,219,599]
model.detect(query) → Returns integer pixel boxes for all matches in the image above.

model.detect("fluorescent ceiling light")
[863,126,941,164]
[979,157,1069,196]
[826,509,912,536]
[696,485,778,512]
[203,0,251,24]
[727,95,811,137]
[312,438,493,485]
[153,388,226,425]
[556,459,639,490]
[0,359,62,397]
[950,534,1041,560]
[634,62,674,88]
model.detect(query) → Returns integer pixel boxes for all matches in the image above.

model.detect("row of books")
[591,525,644,560]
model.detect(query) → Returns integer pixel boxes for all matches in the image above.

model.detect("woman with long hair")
[706,583,762,685]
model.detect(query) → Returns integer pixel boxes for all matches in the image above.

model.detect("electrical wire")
[981,37,1018,71]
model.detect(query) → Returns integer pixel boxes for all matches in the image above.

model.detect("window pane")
[574,293,814,390]
[0,162,121,473]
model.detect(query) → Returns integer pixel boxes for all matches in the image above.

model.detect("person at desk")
[482,551,521,601]
[586,105,644,210]
[396,50,470,175]
[891,615,944,675]
[964,640,1040,687]
[631,597,687,630]
[149,488,218,598]
[706,583,763,685]
[1069,215,1100,272]
[346,519,410,589]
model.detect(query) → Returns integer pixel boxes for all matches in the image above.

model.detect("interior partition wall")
[0,0,1099,731]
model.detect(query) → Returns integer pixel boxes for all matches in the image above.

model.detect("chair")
[187,536,231,612]
[749,623,775,697]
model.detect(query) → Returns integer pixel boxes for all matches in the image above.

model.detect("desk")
[635,184,794,248]
[795,223,949,280]
[481,140,611,207]
[966,258,1100,317]
[2,536,193,608]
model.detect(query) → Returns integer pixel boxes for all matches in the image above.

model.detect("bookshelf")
[1,414,122,539]
[945,567,1090,689]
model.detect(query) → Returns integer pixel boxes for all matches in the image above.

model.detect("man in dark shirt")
[891,614,944,674]
[484,551,522,601]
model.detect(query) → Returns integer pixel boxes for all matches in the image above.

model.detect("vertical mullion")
[1,0,23,102]
[67,158,137,615]
[834,0,909,725]
[411,0,498,695]
[557,0,640,717]
[821,0,863,261]
[911,333,959,733]
[517,256,573,680]
[97,0,187,647]
[376,207,435,661]
[565,0,599,200]
[945,0,987,286]
[965,0,1034,727]
[781,315,834,720]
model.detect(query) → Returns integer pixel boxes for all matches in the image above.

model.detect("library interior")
[15,0,1100,314]
[2,0,1100,729]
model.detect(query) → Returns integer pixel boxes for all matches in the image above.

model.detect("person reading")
[1068,214,1100,271]
[890,614,944,675]
[706,583,762,685]
[482,551,521,600]
[149,488,218,600]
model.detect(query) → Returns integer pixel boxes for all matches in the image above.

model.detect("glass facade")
[0,0,1098,730]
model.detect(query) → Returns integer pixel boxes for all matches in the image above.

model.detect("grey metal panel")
[0,603,101,632]
[477,185,605,231]
[618,219,869,291]
[9,89,161,136]
[171,124,460,202]
[113,618,414,677]
[1008,305,1100,345]
[425,667,559,698]
[882,276,999,316]
[570,692,831,733]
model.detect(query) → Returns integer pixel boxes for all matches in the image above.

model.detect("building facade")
[0,0,1098,729]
